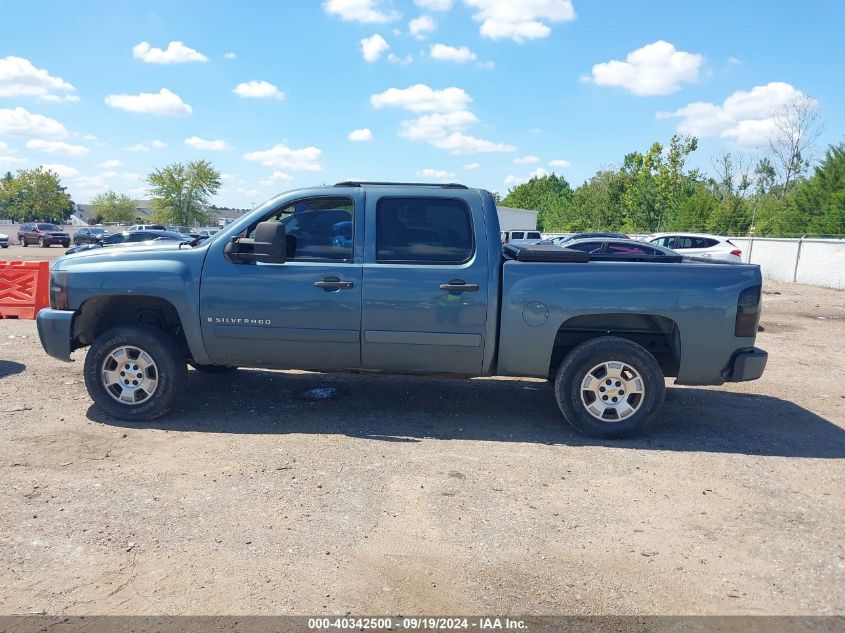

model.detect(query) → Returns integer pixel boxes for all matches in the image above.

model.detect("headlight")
[49,270,69,310]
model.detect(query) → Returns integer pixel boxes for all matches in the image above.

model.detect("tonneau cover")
[503,243,589,263]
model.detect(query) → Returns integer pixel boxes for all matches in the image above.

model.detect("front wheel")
[84,325,187,421]
[554,336,665,439]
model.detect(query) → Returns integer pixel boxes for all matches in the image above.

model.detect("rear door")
[361,191,489,375]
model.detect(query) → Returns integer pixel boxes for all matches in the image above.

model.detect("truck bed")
[495,257,762,384]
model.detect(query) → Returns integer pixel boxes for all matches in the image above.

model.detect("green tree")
[792,143,845,236]
[0,166,73,222]
[568,170,628,231]
[146,159,221,225]
[501,173,573,231]
[663,183,719,232]
[622,134,699,232]
[90,190,136,224]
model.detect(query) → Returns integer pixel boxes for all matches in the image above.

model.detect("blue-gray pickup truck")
[37,182,767,438]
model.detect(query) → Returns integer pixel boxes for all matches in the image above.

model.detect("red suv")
[18,223,71,248]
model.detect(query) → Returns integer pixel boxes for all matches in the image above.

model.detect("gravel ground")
[0,272,843,616]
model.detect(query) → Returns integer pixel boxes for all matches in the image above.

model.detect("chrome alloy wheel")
[101,345,159,405]
[580,360,645,422]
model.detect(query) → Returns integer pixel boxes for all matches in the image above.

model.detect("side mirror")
[225,221,287,264]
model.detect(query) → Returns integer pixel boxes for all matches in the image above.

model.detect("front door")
[361,193,489,375]
[199,194,363,370]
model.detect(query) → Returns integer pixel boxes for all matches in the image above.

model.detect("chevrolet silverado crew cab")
[37,182,768,438]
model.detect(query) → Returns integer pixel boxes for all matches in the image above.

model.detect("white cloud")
[400,110,514,154]
[185,136,231,150]
[504,167,548,186]
[41,163,79,178]
[410,15,437,39]
[0,141,8,152]
[324,0,400,23]
[233,80,285,100]
[374,84,514,155]
[371,84,472,112]
[478,60,495,70]
[360,34,390,62]
[224,52,237,60]
[126,140,167,151]
[98,159,123,168]
[243,144,324,171]
[549,159,571,168]
[267,170,294,182]
[415,0,452,9]
[39,94,80,103]
[388,53,414,64]
[348,128,374,141]
[430,43,476,62]
[465,0,575,42]
[463,162,480,170]
[105,88,192,116]
[513,154,539,164]
[0,107,68,138]
[418,168,456,179]
[26,139,89,156]
[0,56,76,101]
[0,155,25,165]
[588,40,703,96]
[658,82,807,148]
[132,41,208,64]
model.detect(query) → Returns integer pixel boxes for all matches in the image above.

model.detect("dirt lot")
[0,266,843,615]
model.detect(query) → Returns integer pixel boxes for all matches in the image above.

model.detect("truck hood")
[54,240,203,269]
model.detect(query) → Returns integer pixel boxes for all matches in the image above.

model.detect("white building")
[497,206,538,232]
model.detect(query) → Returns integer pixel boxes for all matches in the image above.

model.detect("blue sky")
[1,0,842,208]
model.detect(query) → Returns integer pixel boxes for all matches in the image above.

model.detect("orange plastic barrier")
[0,260,50,319]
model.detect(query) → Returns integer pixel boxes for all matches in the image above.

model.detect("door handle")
[315,277,354,290]
[439,279,479,292]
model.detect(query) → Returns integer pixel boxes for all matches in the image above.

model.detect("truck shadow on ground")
[88,369,845,459]
[0,360,26,379]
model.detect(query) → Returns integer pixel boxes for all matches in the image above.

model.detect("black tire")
[38,237,47,247]
[554,336,665,439]
[74,237,80,246]
[190,363,238,374]
[84,325,187,421]
[20,237,27,247]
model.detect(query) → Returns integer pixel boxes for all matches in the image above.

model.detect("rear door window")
[376,197,474,264]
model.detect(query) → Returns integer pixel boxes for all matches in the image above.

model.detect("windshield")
[91,228,109,234]
[38,224,61,231]
[104,233,129,244]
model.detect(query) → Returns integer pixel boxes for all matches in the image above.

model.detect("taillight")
[735,285,761,337]
[730,249,742,256]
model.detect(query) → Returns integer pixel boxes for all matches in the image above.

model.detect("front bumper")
[727,347,768,382]
[36,309,76,361]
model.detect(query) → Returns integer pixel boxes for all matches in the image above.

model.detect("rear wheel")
[38,237,47,247]
[74,237,80,246]
[554,336,665,439]
[84,325,186,421]
[20,236,27,247]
